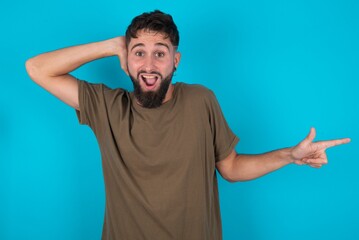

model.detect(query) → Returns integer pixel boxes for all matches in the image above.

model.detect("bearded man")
[26,10,350,240]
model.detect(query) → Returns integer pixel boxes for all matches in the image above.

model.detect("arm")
[216,148,293,182]
[216,128,351,182]
[25,37,128,110]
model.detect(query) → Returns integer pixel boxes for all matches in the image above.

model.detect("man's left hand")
[290,128,351,168]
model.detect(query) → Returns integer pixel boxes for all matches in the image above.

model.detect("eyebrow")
[155,43,169,50]
[130,42,170,51]
[131,43,144,51]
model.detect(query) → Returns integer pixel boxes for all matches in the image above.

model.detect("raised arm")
[25,37,128,110]
[216,128,351,182]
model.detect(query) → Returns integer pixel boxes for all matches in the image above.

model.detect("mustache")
[137,70,163,80]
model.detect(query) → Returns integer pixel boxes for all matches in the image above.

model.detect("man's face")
[127,29,181,108]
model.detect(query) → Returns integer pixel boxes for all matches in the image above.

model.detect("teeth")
[142,74,156,79]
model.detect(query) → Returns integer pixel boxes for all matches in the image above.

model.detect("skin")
[25,31,351,183]
[126,29,181,105]
[216,127,351,182]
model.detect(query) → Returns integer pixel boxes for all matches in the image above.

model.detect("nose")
[143,55,156,72]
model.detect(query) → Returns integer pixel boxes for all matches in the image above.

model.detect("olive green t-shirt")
[75,80,239,240]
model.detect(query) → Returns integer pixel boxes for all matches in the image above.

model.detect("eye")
[135,51,144,57]
[155,51,165,58]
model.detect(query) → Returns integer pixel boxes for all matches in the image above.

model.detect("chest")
[111,102,213,176]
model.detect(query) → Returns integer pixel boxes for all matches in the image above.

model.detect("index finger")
[316,138,351,149]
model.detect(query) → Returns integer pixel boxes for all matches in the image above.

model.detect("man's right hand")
[114,36,129,76]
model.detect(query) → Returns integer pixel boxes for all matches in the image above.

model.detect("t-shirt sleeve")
[207,90,240,162]
[75,79,106,129]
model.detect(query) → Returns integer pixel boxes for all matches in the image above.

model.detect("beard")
[129,67,176,109]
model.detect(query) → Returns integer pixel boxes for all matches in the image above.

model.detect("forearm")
[231,147,295,182]
[26,37,121,77]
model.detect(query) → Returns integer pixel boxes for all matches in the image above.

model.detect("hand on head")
[113,36,129,75]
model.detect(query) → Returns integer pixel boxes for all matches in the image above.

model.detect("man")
[25,10,350,240]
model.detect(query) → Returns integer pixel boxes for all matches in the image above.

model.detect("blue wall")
[1,0,358,239]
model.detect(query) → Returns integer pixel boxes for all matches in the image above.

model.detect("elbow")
[25,58,39,80]
[217,152,255,183]
[220,171,250,183]
[221,169,255,183]
[224,177,238,183]
[224,176,251,183]
[25,57,47,82]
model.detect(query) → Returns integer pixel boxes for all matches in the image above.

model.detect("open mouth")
[140,74,160,90]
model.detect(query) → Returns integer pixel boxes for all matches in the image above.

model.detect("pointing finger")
[316,138,351,149]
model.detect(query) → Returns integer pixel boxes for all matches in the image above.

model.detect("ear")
[174,51,181,69]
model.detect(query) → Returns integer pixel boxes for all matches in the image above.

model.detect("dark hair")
[125,10,179,48]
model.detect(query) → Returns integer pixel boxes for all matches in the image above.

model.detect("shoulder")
[178,82,215,100]
[176,82,220,114]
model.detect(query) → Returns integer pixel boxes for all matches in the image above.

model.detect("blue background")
[1,0,358,239]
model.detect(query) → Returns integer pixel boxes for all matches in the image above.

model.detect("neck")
[162,83,174,103]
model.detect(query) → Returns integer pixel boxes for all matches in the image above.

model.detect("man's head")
[125,10,181,108]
